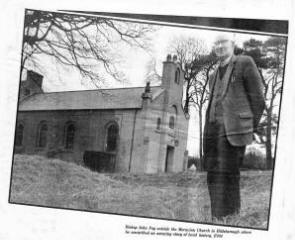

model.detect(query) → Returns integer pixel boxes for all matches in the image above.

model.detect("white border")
[0,0,294,239]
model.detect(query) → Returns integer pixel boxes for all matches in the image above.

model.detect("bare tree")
[168,37,218,160]
[243,37,286,169]
[22,10,154,87]
[190,52,217,160]
[168,37,207,113]
[260,37,286,169]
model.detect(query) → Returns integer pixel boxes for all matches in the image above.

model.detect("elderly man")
[203,33,265,219]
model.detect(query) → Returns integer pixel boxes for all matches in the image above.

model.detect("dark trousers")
[204,121,246,219]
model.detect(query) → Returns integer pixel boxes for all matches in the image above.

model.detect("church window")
[169,105,177,129]
[156,118,161,130]
[169,116,175,129]
[36,121,48,148]
[175,68,180,84]
[106,123,118,152]
[64,122,75,149]
[15,124,24,146]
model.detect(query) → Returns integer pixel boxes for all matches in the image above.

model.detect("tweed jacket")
[204,54,265,147]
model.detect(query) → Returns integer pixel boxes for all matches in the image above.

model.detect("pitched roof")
[18,86,165,111]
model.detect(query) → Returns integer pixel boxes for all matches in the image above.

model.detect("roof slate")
[19,86,164,111]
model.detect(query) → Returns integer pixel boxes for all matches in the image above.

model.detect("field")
[9,154,273,229]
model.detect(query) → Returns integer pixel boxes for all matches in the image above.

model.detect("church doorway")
[165,146,175,172]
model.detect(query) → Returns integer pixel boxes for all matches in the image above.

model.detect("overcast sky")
[35,23,269,92]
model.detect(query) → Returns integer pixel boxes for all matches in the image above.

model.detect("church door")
[165,146,174,172]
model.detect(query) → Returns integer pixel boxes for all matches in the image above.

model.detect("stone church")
[14,55,189,173]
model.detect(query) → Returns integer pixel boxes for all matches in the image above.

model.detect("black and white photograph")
[6,6,290,233]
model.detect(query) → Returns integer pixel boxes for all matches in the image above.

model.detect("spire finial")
[145,81,151,93]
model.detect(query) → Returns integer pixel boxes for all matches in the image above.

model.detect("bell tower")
[161,54,184,110]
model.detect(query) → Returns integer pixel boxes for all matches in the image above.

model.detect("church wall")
[128,109,148,173]
[130,85,189,173]
[15,109,137,172]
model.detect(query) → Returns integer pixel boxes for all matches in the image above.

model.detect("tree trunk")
[198,106,203,171]
[265,110,273,169]
[184,80,190,113]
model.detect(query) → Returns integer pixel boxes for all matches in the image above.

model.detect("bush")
[187,156,202,171]
[242,145,266,170]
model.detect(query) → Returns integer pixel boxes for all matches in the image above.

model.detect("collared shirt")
[219,63,229,80]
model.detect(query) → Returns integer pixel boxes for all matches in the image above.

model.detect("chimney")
[20,70,44,101]
[27,70,43,89]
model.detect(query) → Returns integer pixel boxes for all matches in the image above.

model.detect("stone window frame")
[36,121,48,148]
[174,68,180,84]
[156,117,161,130]
[169,105,177,130]
[104,121,119,153]
[15,123,24,146]
[169,116,175,129]
[64,121,76,150]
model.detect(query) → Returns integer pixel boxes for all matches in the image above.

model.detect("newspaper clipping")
[0,0,294,239]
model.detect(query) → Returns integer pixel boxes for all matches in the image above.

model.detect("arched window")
[156,118,161,130]
[64,123,75,149]
[15,124,24,146]
[37,121,48,148]
[169,116,175,129]
[105,123,119,152]
[174,68,180,84]
[169,105,177,129]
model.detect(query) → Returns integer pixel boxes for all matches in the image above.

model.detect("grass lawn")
[9,154,272,229]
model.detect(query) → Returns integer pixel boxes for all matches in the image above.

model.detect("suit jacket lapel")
[206,67,219,115]
[206,55,237,119]
[209,67,218,94]
[204,67,219,149]
[220,55,237,99]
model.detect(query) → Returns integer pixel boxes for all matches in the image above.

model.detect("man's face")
[213,35,235,60]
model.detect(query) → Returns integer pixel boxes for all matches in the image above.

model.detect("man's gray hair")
[214,32,236,44]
